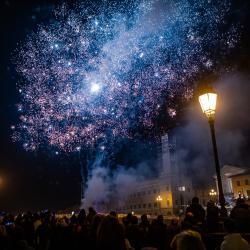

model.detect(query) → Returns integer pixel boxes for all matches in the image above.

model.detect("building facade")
[214,165,250,202]
[230,171,250,199]
[119,134,194,216]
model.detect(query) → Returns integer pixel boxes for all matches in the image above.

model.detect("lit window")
[178,186,186,191]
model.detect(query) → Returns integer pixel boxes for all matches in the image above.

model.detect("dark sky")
[0,0,250,211]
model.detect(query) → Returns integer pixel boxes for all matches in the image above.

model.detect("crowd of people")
[0,197,250,250]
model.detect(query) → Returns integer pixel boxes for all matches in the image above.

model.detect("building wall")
[231,174,250,199]
[120,175,193,216]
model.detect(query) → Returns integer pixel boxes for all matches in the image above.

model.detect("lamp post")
[156,195,163,215]
[199,87,226,213]
[209,189,217,203]
[209,189,217,197]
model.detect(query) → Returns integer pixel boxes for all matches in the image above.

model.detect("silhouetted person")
[167,219,180,247]
[220,218,250,250]
[147,215,167,250]
[77,209,86,225]
[230,198,250,233]
[86,207,97,225]
[185,197,205,225]
[96,215,127,250]
[171,220,206,250]
[0,225,8,250]
[205,200,220,232]
[126,215,141,250]
[138,214,150,248]
[36,216,52,250]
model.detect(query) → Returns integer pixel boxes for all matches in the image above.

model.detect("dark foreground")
[1,198,250,250]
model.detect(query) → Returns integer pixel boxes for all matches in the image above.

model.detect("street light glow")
[156,195,163,201]
[199,92,217,118]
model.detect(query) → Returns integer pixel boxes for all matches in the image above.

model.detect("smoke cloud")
[174,73,250,186]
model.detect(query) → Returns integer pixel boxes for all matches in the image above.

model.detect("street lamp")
[156,195,163,215]
[209,189,217,197]
[199,87,226,214]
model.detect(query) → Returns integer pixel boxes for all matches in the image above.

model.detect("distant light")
[100,145,105,150]
[68,62,72,66]
[76,146,81,151]
[55,44,59,49]
[55,151,59,155]
[91,83,101,93]
[139,52,144,58]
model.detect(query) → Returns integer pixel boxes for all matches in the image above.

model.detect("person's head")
[192,197,199,205]
[79,209,86,217]
[157,215,164,224]
[141,214,148,223]
[184,212,195,225]
[179,233,204,250]
[207,200,215,208]
[131,215,138,225]
[224,219,237,234]
[97,215,126,249]
[89,207,96,214]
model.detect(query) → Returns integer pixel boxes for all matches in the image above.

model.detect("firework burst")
[12,0,239,152]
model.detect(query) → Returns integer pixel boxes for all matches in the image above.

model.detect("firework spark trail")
[12,0,239,152]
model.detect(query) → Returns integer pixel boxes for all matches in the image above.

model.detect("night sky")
[1,0,250,212]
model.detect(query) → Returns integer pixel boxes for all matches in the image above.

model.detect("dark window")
[153,190,156,193]
[166,186,169,191]
[148,203,152,208]
[237,180,241,186]
[138,204,141,209]
[143,204,146,208]
[154,202,157,208]
[245,179,249,185]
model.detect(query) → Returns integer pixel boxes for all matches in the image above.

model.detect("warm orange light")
[209,189,217,196]
[199,92,217,118]
[156,195,163,201]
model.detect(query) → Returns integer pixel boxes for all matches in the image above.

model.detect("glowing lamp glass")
[199,92,217,118]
